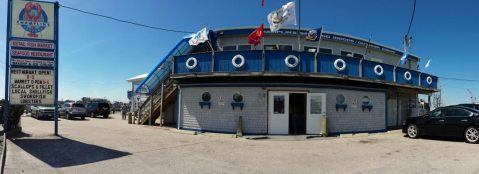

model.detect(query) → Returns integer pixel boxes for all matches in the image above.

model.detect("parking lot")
[4,113,479,174]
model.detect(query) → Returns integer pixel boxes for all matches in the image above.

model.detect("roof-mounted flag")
[306,27,322,42]
[267,1,296,32]
[425,59,431,69]
[400,35,413,64]
[189,27,209,46]
[248,24,264,46]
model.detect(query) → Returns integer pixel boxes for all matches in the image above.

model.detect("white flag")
[267,1,296,32]
[189,27,209,46]
[425,59,431,68]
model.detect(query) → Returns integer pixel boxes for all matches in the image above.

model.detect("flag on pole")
[306,27,322,42]
[425,59,431,69]
[188,27,209,46]
[248,24,264,46]
[267,1,296,32]
[400,35,412,64]
[400,53,408,64]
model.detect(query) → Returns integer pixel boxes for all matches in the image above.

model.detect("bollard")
[236,116,243,138]
[128,112,132,124]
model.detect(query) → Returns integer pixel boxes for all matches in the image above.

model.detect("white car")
[31,105,55,120]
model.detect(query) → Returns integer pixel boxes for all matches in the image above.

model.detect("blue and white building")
[133,27,438,135]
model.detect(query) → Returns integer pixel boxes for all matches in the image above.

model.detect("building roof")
[127,73,148,83]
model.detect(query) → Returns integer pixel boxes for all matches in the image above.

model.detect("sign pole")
[54,2,59,136]
[3,0,12,132]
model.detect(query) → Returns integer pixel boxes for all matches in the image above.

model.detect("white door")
[268,92,289,134]
[307,93,326,134]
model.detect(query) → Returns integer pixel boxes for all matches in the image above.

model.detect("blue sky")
[1,0,479,104]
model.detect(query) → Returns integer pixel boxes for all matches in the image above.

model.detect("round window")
[336,94,345,104]
[202,92,211,102]
[362,96,370,105]
[233,92,243,102]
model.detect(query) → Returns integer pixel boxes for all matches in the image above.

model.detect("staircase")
[138,76,177,125]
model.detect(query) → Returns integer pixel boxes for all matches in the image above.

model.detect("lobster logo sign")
[16,2,50,38]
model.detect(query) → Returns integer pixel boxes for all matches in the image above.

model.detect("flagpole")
[296,0,301,52]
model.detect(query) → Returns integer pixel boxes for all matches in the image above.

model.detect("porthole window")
[233,92,243,102]
[202,92,211,102]
[362,96,370,105]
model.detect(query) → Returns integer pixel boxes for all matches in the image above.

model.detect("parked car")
[31,105,55,120]
[59,102,87,120]
[86,102,110,118]
[457,103,479,110]
[403,106,479,143]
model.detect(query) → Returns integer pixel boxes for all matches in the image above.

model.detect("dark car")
[403,106,479,143]
[457,103,479,110]
[86,102,110,118]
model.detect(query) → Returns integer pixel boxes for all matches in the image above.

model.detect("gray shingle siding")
[180,85,386,134]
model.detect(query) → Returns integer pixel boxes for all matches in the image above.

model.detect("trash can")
[128,112,132,124]
[320,115,328,137]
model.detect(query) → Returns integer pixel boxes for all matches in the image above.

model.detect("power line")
[59,4,194,34]
[438,76,479,82]
[406,0,416,36]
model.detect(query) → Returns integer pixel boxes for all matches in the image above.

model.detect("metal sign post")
[4,0,59,134]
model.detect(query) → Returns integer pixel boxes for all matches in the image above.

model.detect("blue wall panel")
[420,73,438,89]
[299,52,315,73]
[214,51,262,72]
[265,51,300,72]
[174,53,212,74]
[317,54,360,77]
[396,67,419,86]
[362,60,394,81]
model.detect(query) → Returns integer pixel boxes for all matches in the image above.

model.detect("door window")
[430,109,445,118]
[310,96,323,114]
[273,96,285,114]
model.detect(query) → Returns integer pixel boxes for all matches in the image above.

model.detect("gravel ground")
[4,113,479,174]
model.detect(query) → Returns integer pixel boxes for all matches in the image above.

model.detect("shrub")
[0,99,25,129]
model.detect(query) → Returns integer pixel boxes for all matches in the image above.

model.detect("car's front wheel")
[464,126,479,144]
[407,124,419,138]
[66,113,71,120]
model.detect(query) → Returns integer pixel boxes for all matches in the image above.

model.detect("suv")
[59,103,87,120]
[31,105,55,120]
[86,102,110,118]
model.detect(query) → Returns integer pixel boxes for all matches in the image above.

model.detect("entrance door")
[306,93,326,134]
[268,92,289,134]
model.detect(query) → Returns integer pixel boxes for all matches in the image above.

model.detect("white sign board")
[218,96,225,106]
[10,68,54,105]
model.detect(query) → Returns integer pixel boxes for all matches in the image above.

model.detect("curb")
[169,129,198,135]
[201,132,237,138]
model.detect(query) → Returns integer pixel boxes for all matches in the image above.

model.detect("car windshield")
[73,103,84,107]
[98,103,109,108]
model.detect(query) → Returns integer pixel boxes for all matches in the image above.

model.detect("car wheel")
[464,126,479,144]
[66,113,70,120]
[35,111,40,120]
[81,116,85,120]
[103,115,108,118]
[407,124,419,139]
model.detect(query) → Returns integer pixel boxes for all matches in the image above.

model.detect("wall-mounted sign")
[351,98,358,108]
[218,96,225,106]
